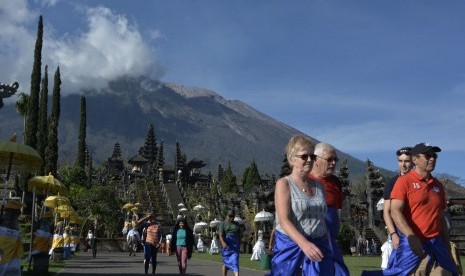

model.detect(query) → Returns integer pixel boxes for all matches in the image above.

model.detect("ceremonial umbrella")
[194,221,208,233]
[27,173,68,196]
[27,174,67,257]
[44,195,70,209]
[69,214,84,225]
[0,134,42,181]
[376,198,385,211]
[254,210,274,233]
[177,203,185,208]
[56,205,75,224]
[179,208,188,213]
[0,134,43,223]
[209,218,221,228]
[193,204,205,211]
[122,203,134,210]
[254,210,274,222]
[234,216,243,224]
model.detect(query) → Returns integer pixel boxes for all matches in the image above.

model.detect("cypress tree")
[25,15,43,148]
[279,155,292,177]
[37,65,48,174]
[86,147,92,187]
[243,160,261,192]
[44,66,61,175]
[77,96,87,168]
[220,162,237,194]
[50,66,61,127]
[44,117,58,176]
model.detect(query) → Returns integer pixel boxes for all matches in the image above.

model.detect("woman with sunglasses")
[271,135,342,275]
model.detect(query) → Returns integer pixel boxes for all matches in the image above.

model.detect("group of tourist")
[124,210,241,275]
[269,135,458,276]
[119,135,458,276]
[354,235,378,256]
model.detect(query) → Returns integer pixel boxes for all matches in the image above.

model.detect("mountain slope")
[0,76,374,178]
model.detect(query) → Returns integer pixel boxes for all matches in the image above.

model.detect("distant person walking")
[169,218,194,276]
[219,209,241,276]
[138,212,163,275]
[127,226,140,256]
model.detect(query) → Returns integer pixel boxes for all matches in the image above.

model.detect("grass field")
[192,253,465,275]
[17,252,464,275]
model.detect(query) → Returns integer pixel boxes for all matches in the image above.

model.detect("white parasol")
[234,216,243,224]
[179,208,188,213]
[254,210,274,222]
[376,198,385,211]
[209,218,221,228]
[195,221,208,229]
[193,204,205,211]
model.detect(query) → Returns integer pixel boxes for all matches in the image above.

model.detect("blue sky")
[1,0,464,183]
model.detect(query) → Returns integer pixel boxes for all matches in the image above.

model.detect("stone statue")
[0,82,19,109]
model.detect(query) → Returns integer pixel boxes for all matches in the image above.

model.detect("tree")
[242,160,261,192]
[279,155,291,177]
[77,96,87,168]
[25,15,43,149]
[44,66,61,175]
[44,117,58,176]
[37,65,49,174]
[337,158,352,222]
[15,93,29,141]
[220,162,237,194]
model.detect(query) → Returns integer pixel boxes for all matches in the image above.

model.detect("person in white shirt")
[127,227,140,256]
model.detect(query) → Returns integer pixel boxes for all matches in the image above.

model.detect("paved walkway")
[57,251,267,275]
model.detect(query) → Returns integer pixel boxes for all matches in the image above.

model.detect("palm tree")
[15,93,29,142]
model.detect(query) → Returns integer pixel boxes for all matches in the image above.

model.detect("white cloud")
[0,0,37,93]
[45,6,164,93]
[0,2,164,96]
[35,0,60,7]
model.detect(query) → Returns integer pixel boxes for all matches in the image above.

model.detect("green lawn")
[18,252,464,275]
[192,253,465,275]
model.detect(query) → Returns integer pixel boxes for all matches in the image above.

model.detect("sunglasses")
[295,154,316,161]
[398,149,410,154]
[316,155,339,163]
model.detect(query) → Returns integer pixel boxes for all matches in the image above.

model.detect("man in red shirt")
[389,143,457,275]
[309,142,349,276]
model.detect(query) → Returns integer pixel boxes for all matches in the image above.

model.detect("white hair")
[314,142,336,156]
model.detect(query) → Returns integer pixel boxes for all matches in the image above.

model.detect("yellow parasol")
[0,134,42,180]
[123,203,134,210]
[131,207,139,212]
[56,205,75,216]
[44,195,70,208]
[27,173,68,257]
[69,213,84,225]
[27,172,68,196]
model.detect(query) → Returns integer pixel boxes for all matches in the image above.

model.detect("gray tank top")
[275,176,327,238]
